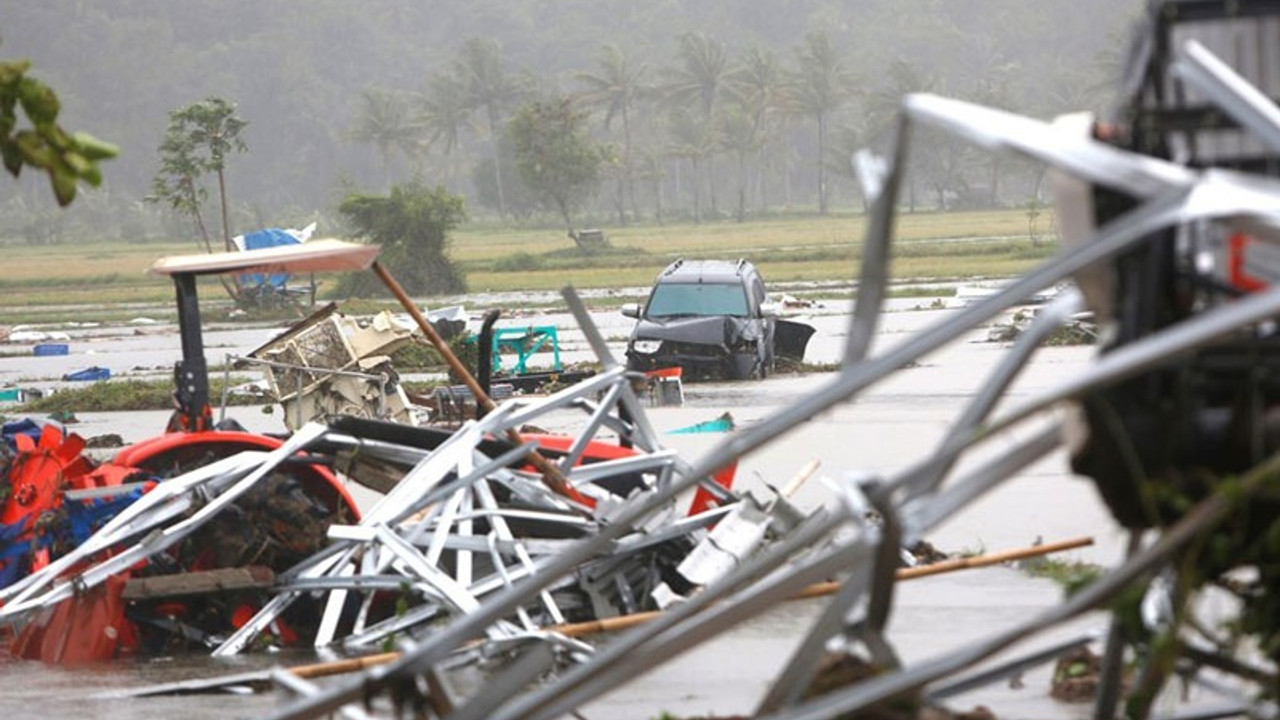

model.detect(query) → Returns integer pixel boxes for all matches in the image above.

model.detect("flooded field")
[0,297,1178,719]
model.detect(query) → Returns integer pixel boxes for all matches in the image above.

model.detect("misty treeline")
[3,0,1141,246]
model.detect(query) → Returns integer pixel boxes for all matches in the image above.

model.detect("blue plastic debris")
[62,366,110,382]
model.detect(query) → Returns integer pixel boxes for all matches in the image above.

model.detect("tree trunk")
[707,153,718,216]
[989,155,1000,207]
[752,144,762,211]
[652,172,664,225]
[487,104,507,219]
[691,156,702,223]
[380,144,394,189]
[817,113,828,215]
[216,167,233,251]
[784,150,793,209]
[191,179,239,302]
[672,158,682,210]
[736,150,747,223]
[557,194,577,242]
[186,177,215,254]
[622,106,638,222]
[614,176,626,225]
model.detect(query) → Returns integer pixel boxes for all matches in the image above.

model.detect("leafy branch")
[0,58,117,206]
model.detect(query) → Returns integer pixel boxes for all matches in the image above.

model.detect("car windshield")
[646,282,749,318]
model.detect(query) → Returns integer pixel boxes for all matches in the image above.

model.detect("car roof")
[657,258,756,284]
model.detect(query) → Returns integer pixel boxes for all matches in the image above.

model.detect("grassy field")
[0,208,1055,323]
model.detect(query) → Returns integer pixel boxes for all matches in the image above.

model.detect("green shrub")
[492,252,544,272]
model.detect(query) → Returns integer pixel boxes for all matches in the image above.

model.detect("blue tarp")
[0,486,147,590]
[239,228,302,289]
[2,418,43,450]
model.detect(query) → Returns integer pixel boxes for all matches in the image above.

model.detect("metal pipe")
[477,308,501,418]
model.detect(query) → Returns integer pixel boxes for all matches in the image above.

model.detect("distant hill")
[3,0,1143,240]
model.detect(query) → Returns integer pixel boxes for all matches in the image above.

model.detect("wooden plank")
[122,566,275,600]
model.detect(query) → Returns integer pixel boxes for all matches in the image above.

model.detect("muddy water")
[0,301,1186,719]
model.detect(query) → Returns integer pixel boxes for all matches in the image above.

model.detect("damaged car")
[623,258,813,380]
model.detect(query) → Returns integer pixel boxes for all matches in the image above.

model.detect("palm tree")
[955,35,1022,207]
[864,59,936,212]
[666,106,716,223]
[822,123,867,211]
[575,43,651,222]
[665,32,732,117]
[727,46,786,214]
[785,31,857,215]
[719,106,761,222]
[347,87,424,183]
[663,32,733,216]
[967,74,1017,207]
[418,73,479,189]
[634,150,666,224]
[453,37,525,219]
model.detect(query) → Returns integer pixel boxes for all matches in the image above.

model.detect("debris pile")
[213,367,746,657]
[0,422,359,661]
[224,11,1280,718]
[240,303,419,429]
[12,14,1280,716]
[0,358,757,664]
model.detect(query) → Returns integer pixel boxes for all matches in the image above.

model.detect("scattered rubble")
[84,434,124,449]
[986,309,1096,345]
[1050,646,1105,703]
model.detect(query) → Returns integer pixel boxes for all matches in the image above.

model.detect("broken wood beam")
[122,566,275,600]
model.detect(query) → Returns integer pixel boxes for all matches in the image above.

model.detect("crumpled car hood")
[633,315,760,346]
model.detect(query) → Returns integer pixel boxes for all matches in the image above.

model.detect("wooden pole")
[790,535,1094,600]
[289,651,402,679]
[280,536,1094,679]
[370,261,590,506]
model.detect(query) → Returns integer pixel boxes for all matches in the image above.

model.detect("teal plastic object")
[668,412,735,434]
[491,325,561,375]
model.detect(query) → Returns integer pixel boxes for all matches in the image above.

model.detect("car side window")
[752,276,766,308]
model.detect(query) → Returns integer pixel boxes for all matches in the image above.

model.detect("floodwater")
[0,298,1196,719]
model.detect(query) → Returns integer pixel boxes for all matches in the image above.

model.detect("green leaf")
[15,130,53,169]
[41,123,71,151]
[80,163,102,187]
[73,132,119,161]
[0,60,31,87]
[51,168,77,206]
[62,150,92,177]
[17,76,59,125]
[2,141,22,177]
